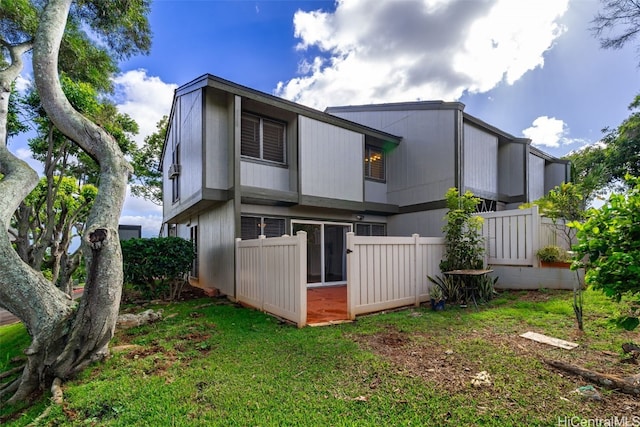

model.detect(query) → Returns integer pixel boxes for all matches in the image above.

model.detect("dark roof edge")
[530,145,569,163]
[176,74,403,144]
[325,100,465,113]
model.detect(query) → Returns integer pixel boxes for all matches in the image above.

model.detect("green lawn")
[1,288,638,426]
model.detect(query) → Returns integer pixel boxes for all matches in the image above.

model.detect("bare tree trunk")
[0,0,131,403]
[545,359,640,396]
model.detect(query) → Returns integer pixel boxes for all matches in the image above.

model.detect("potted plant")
[428,281,446,311]
[536,245,571,268]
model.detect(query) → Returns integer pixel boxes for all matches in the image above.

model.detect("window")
[241,113,286,163]
[355,223,386,236]
[241,216,286,240]
[364,145,385,181]
[171,142,180,203]
[190,225,198,278]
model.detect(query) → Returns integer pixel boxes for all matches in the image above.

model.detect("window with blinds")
[364,145,385,181]
[355,223,386,236]
[241,216,286,240]
[241,113,285,163]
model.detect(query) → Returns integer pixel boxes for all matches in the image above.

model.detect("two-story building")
[160,74,570,296]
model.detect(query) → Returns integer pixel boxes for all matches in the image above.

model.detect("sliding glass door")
[291,220,352,286]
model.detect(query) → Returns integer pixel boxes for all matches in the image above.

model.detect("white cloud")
[110,71,175,233]
[121,186,163,237]
[119,215,163,238]
[522,116,566,148]
[275,0,569,109]
[112,69,176,146]
[16,148,33,161]
[15,75,32,93]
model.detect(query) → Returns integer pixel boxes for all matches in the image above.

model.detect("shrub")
[536,245,567,263]
[121,237,195,301]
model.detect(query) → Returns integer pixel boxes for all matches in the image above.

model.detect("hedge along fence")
[121,237,195,301]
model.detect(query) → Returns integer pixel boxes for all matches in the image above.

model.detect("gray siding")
[163,89,204,222]
[464,124,498,197]
[204,89,230,190]
[365,180,387,204]
[162,131,173,221]
[299,116,363,202]
[198,201,236,296]
[529,153,546,201]
[498,143,526,199]
[545,162,569,193]
[178,90,204,201]
[387,209,448,237]
[330,109,457,206]
[241,161,289,191]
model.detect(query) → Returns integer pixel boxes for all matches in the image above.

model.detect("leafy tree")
[7,84,29,139]
[130,116,167,205]
[439,188,485,272]
[10,76,138,294]
[564,143,611,205]
[570,175,640,331]
[522,182,586,248]
[0,0,151,405]
[430,189,494,305]
[604,94,640,182]
[13,176,97,293]
[591,0,640,61]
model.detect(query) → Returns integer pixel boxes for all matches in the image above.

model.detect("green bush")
[536,245,567,262]
[121,237,195,301]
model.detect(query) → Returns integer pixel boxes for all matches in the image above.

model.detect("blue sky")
[13,0,640,236]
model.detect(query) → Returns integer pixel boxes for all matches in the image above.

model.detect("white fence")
[235,231,307,327]
[234,209,575,325]
[479,206,575,267]
[346,233,445,318]
[479,206,540,266]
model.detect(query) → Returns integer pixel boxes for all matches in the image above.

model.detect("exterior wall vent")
[169,164,181,178]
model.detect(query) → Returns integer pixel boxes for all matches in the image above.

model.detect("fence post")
[481,218,489,268]
[413,234,420,307]
[346,232,356,320]
[235,238,241,301]
[295,231,307,327]
[258,235,266,309]
[531,205,541,267]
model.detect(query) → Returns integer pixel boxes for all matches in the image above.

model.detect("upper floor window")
[241,113,286,164]
[364,145,385,181]
[171,142,180,203]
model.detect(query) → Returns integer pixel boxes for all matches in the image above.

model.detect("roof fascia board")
[159,93,178,170]
[326,100,464,113]
[462,112,521,141]
[529,145,569,163]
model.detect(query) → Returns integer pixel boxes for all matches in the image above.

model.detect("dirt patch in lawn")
[352,326,640,418]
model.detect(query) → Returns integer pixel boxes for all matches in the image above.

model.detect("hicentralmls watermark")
[557,416,640,427]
